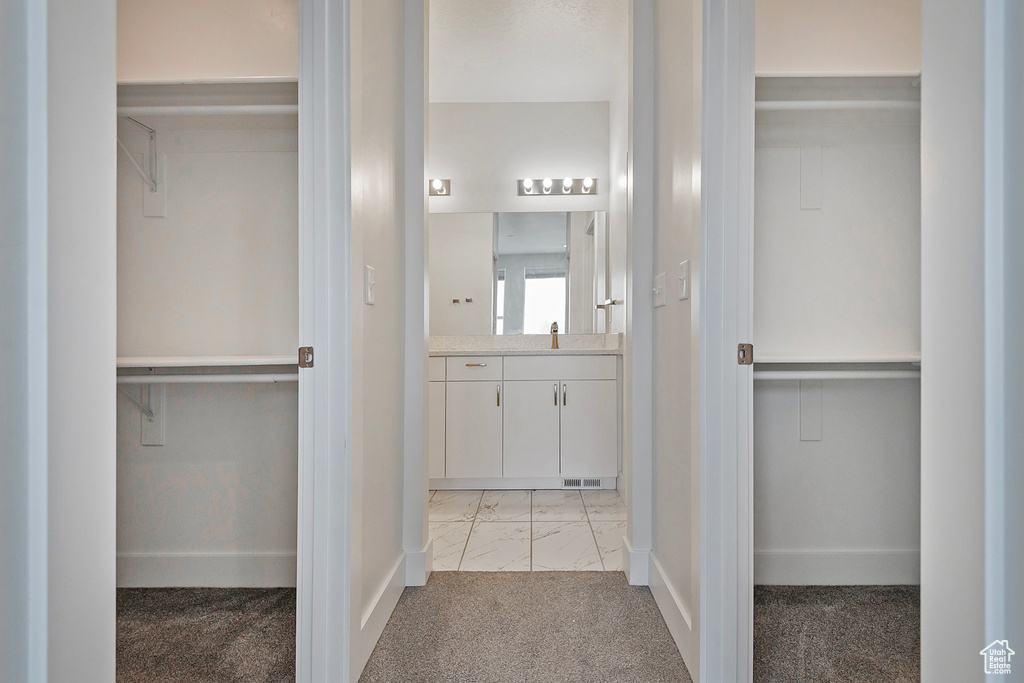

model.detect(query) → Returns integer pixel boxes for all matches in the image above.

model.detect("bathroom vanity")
[428,334,622,490]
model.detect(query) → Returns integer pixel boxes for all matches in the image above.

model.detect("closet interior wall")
[752,77,922,586]
[115,82,299,588]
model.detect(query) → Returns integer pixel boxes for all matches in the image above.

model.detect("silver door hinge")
[738,343,754,365]
[299,346,314,368]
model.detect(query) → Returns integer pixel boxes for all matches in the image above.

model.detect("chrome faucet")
[550,322,559,349]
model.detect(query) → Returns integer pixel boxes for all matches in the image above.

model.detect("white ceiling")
[429,0,629,103]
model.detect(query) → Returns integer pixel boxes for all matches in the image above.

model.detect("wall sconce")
[517,177,598,196]
[429,178,450,196]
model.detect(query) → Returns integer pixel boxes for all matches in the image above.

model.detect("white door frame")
[698,0,756,680]
[297,0,354,680]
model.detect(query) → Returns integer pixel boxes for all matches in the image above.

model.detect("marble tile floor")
[429,489,628,572]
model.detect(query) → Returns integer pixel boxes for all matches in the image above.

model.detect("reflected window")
[523,267,566,334]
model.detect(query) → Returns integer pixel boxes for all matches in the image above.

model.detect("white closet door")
[559,380,617,477]
[444,381,503,479]
[428,381,446,478]
[502,380,560,478]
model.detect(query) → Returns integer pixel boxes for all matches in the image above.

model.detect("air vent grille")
[562,478,603,489]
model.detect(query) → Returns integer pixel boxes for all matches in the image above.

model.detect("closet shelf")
[754,355,921,364]
[116,356,298,384]
[117,355,295,368]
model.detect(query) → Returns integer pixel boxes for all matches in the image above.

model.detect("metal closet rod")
[116,104,298,117]
[755,99,920,111]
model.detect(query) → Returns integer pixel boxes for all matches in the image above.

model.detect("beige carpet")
[117,588,295,682]
[754,585,920,682]
[115,582,920,682]
[359,571,693,683]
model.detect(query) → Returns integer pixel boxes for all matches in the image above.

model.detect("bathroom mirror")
[429,211,608,336]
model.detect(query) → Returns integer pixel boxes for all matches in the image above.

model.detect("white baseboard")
[622,537,649,586]
[353,553,406,680]
[405,537,433,586]
[116,551,296,587]
[649,551,697,674]
[754,550,920,585]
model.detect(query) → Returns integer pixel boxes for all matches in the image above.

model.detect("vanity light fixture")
[429,178,450,196]
[516,177,599,197]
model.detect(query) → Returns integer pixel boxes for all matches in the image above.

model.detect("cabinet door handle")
[562,383,567,406]
[554,383,558,406]
[465,363,487,367]
[497,384,501,407]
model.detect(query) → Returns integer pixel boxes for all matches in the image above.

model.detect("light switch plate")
[653,272,667,308]
[678,260,690,300]
[364,265,376,305]
[141,384,165,446]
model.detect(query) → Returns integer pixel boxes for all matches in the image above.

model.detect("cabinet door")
[559,379,618,477]
[503,381,560,478]
[427,381,446,478]
[445,381,503,479]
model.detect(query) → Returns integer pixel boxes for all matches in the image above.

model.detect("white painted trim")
[117,105,298,117]
[754,370,920,381]
[754,551,921,586]
[403,0,430,594]
[622,536,650,586]
[116,552,298,587]
[298,0,354,680]
[627,0,656,587]
[117,374,297,384]
[650,551,695,632]
[700,0,756,681]
[405,538,433,587]
[26,0,49,676]
[983,0,1008,644]
[353,554,406,674]
[755,100,919,111]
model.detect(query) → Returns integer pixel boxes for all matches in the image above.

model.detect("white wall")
[49,0,118,679]
[115,115,300,587]
[350,0,409,678]
[755,0,921,75]
[753,379,921,584]
[568,212,596,334]
[117,127,299,357]
[117,0,299,83]
[921,1,986,680]
[428,102,609,214]
[427,213,493,335]
[0,0,31,676]
[647,0,701,678]
[116,383,298,586]
[754,98,921,361]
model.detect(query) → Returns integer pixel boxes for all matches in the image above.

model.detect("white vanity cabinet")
[432,353,620,488]
[443,357,503,479]
[427,357,446,479]
[503,356,618,480]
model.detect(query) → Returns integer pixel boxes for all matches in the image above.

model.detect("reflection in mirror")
[429,211,607,336]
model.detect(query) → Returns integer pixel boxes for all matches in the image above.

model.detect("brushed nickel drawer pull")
[497,384,501,407]
[465,363,487,367]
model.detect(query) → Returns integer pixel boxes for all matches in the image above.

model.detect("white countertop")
[429,333,622,357]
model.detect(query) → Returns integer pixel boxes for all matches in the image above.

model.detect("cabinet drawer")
[428,357,446,382]
[446,357,502,381]
[503,355,617,381]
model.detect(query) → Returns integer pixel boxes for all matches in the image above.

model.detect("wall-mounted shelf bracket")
[118,385,154,418]
[116,117,158,193]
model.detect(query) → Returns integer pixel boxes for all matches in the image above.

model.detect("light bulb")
[583,177,593,188]
[543,178,552,189]
[523,178,533,189]
[563,176,573,188]
[432,178,443,191]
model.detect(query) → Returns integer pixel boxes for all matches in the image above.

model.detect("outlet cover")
[678,260,690,300]
[364,265,376,305]
[653,272,667,308]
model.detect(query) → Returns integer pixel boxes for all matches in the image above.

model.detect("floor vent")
[562,478,603,489]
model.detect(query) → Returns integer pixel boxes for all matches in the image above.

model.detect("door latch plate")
[299,346,314,368]
[737,343,754,365]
